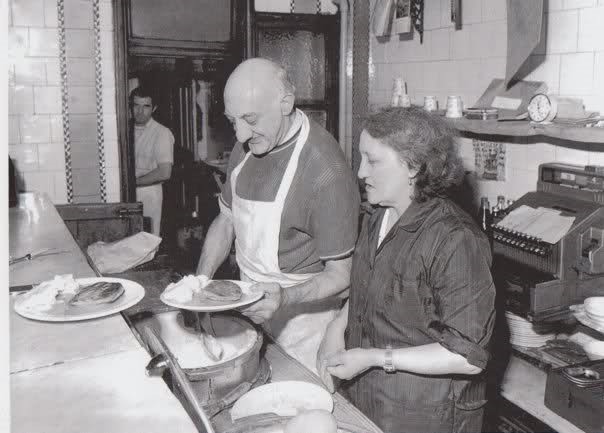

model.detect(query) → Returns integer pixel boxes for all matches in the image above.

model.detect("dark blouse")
[343,197,496,433]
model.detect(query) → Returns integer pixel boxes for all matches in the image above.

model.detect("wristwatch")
[383,345,395,373]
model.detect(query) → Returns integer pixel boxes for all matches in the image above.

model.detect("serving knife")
[9,248,68,265]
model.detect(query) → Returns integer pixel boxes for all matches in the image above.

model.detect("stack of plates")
[505,311,556,348]
[584,297,604,326]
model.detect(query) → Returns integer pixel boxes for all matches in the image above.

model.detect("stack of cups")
[398,94,411,107]
[423,96,438,112]
[445,95,464,118]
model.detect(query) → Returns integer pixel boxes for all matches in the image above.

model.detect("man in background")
[131,86,174,237]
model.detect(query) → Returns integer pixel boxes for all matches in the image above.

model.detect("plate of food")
[160,275,263,312]
[230,381,334,421]
[13,275,145,322]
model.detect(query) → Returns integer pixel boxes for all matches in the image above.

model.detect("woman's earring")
[408,177,414,186]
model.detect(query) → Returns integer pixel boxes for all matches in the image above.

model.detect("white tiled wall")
[369,0,604,207]
[8,0,119,204]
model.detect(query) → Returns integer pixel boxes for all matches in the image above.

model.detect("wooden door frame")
[112,0,250,203]
[114,0,136,203]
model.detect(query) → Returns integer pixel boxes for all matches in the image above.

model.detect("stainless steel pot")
[154,311,267,417]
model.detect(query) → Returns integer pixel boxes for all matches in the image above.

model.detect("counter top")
[502,355,585,433]
[9,193,97,287]
[11,349,198,433]
[9,193,197,433]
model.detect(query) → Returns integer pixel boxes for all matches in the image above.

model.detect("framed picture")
[394,0,411,33]
[473,140,506,181]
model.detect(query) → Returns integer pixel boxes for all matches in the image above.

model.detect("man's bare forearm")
[196,212,235,277]
[282,257,351,306]
[137,163,172,186]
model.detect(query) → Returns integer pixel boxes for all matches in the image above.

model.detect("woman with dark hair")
[317,106,496,433]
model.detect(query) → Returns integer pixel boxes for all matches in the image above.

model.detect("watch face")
[528,94,551,122]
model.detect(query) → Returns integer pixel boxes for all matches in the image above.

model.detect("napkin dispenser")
[493,163,604,321]
[544,360,604,433]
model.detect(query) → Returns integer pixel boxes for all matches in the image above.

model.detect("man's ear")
[279,92,295,115]
[152,105,158,114]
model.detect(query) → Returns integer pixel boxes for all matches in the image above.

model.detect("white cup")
[423,96,438,112]
[445,95,463,118]
[399,94,411,108]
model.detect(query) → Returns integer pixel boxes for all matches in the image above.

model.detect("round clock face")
[528,94,554,122]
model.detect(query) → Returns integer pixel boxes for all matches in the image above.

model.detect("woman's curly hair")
[363,106,465,202]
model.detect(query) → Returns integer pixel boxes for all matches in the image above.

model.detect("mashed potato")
[162,275,202,303]
[18,274,79,312]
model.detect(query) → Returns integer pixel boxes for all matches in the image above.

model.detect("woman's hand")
[325,348,380,381]
[316,321,346,392]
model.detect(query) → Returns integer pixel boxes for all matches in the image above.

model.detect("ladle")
[195,312,224,361]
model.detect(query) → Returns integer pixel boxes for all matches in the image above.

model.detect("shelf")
[447,118,604,144]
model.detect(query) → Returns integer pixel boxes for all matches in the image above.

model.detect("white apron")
[136,184,162,236]
[231,110,340,372]
[135,119,166,237]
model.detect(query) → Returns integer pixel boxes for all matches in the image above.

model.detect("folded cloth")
[87,232,162,274]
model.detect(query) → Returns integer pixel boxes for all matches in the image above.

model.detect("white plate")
[231,381,334,421]
[160,280,263,312]
[586,311,604,323]
[584,297,604,314]
[13,277,145,322]
[206,159,228,166]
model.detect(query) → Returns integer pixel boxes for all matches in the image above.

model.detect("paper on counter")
[498,205,575,244]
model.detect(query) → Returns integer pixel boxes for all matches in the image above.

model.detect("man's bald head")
[223,58,297,155]
[225,58,295,104]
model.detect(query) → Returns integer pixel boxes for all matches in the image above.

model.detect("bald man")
[196,58,360,371]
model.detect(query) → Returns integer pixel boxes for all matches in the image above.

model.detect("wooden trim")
[56,202,143,221]
[115,0,136,203]
[128,39,233,58]
[324,13,340,139]
[125,0,242,58]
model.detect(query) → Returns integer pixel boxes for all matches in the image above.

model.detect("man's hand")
[316,322,345,393]
[325,348,380,381]
[238,282,283,324]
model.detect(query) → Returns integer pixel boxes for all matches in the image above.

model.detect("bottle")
[480,197,492,233]
[497,195,506,210]
[9,157,18,207]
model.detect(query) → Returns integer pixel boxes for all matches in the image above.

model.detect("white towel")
[87,232,162,274]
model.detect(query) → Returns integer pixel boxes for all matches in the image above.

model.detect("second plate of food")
[160,277,263,312]
[13,276,145,322]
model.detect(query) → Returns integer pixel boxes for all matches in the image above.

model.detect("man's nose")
[357,160,367,179]
[234,120,252,143]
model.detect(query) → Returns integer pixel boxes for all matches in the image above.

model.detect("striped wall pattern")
[57,0,74,203]
[93,0,107,202]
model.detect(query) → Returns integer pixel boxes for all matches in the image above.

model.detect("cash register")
[492,163,604,322]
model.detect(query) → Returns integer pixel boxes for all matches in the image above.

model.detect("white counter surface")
[9,193,197,433]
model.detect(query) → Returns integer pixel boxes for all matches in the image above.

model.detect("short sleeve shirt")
[134,118,174,178]
[220,119,361,274]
